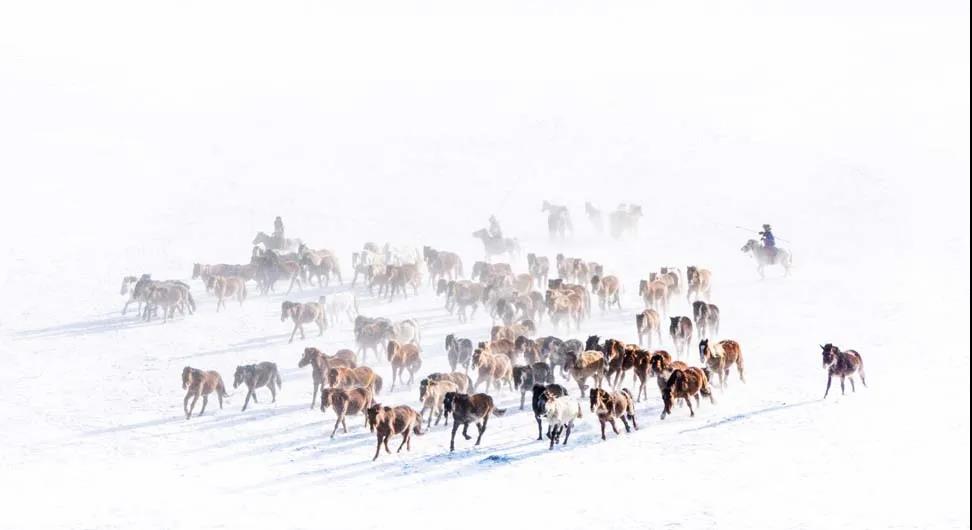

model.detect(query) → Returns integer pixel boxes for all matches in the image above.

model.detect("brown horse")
[443,392,506,451]
[591,275,622,312]
[821,344,867,398]
[327,366,383,395]
[208,275,247,312]
[631,348,656,402]
[660,367,714,419]
[589,388,637,440]
[669,316,694,359]
[233,362,282,411]
[636,309,662,347]
[563,350,606,397]
[699,339,745,389]
[321,387,374,438]
[639,279,669,315]
[386,340,422,391]
[367,404,424,461]
[298,347,356,408]
[181,367,228,420]
[686,266,712,302]
[280,300,326,343]
[471,348,514,393]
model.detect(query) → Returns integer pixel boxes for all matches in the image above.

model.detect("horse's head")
[472,229,487,240]
[233,366,247,389]
[699,339,710,363]
[741,239,757,252]
[821,344,838,369]
[181,366,193,389]
[280,301,296,322]
[298,347,319,368]
[589,388,609,414]
[320,388,337,411]
[120,276,137,296]
[252,232,266,245]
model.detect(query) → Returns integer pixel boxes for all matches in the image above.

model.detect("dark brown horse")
[660,367,714,419]
[589,388,637,440]
[233,362,282,411]
[443,392,506,451]
[669,316,694,359]
[821,344,866,398]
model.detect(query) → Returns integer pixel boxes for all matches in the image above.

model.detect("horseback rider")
[488,215,503,239]
[272,216,285,248]
[759,224,777,257]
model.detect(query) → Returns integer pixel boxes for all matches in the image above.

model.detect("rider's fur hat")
[762,224,772,230]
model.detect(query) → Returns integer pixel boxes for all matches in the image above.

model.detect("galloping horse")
[741,239,792,279]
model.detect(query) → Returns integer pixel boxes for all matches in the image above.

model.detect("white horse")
[741,239,792,279]
[322,292,358,326]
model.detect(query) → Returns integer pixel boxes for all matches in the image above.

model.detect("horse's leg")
[461,422,472,440]
[824,374,833,398]
[840,375,846,395]
[199,394,209,417]
[289,323,299,344]
[373,435,383,461]
[475,415,488,446]
[269,381,277,403]
[183,391,192,417]
[310,381,319,409]
[186,392,199,419]
[686,396,695,416]
[242,389,252,412]
[450,422,460,452]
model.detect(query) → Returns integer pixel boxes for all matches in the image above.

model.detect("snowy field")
[1,2,969,529]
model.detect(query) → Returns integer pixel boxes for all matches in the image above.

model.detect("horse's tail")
[273,364,282,388]
[372,374,383,395]
[217,377,229,398]
[457,256,464,278]
[186,291,196,313]
[240,282,248,301]
[353,294,360,316]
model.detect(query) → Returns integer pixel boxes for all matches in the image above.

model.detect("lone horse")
[741,239,792,279]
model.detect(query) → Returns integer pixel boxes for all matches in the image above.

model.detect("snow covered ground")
[1,2,969,529]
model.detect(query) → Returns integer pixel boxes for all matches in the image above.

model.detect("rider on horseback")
[272,216,285,248]
[759,224,776,257]
[488,215,503,239]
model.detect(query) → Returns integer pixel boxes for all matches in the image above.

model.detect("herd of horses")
[135,204,853,461]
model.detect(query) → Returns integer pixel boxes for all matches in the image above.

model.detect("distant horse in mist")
[472,229,520,262]
[542,201,573,240]
[741,239,792,279]
[252,231,302,253]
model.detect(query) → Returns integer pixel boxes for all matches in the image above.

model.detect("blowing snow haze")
[0,2,968,529]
